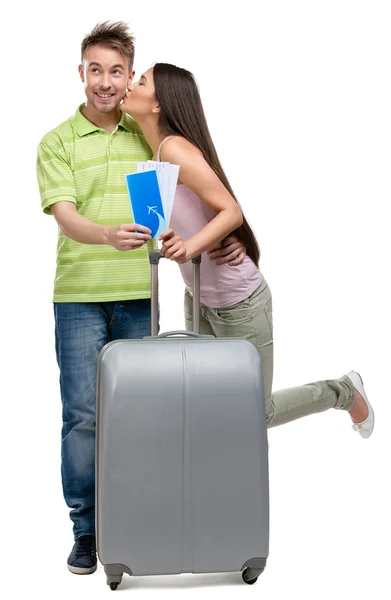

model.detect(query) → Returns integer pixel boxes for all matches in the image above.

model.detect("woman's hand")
[159,229,190,264]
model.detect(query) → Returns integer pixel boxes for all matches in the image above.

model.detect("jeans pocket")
[214,302,253,324]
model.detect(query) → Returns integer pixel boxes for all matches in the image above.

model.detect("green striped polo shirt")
[37,104,156,302]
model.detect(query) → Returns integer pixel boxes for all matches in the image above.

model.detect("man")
[37,21,245,575]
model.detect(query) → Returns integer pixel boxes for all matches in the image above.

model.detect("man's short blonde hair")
[81,21,135,71]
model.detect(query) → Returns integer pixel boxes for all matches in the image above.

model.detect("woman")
[120,63,374,437]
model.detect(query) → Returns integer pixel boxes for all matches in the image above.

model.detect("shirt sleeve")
[37,142,77,215]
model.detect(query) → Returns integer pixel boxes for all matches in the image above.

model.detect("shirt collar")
[71,103,132,136]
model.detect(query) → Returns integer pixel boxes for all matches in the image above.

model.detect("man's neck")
[81,103,121,134]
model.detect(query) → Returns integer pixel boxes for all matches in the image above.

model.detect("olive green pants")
[184,279,355,428]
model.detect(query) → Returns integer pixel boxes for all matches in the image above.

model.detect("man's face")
[78,44,134,113]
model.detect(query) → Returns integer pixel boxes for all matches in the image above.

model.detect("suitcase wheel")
[106,569,123,590]
[242,567,262,585]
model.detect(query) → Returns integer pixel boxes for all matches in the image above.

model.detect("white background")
[1,1,390,598]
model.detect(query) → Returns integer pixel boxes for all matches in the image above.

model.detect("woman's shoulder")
[160,136,203,163]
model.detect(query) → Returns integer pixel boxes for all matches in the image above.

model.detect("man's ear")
[78,64,85,83]
[127,70,135,86]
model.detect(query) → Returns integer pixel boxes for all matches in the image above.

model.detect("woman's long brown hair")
[153,62,260,266]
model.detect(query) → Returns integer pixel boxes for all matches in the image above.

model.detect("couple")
[37,21,374,576]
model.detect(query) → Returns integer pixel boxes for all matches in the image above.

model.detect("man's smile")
[95,92,115,99]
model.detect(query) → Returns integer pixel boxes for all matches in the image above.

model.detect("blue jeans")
[54,300,152,540]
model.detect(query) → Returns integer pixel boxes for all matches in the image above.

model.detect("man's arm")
[37,141,151,250]
[51,201,151,250]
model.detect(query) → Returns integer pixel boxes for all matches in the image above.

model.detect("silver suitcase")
[96,251,269,590]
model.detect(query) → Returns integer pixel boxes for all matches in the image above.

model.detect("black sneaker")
[67,535,97,574]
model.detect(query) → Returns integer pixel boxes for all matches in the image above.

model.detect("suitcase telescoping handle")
[149,251,201,337]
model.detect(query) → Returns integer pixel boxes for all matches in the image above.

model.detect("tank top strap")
[156,135,174,162]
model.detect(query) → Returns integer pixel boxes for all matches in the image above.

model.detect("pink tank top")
[157,137,263,308]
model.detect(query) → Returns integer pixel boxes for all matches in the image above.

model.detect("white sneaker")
[346,371,374,439]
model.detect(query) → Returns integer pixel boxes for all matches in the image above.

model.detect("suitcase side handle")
[149,251,201,337]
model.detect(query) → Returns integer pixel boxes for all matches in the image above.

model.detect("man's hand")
[159,229,189,264]
[207,234,246,266]
[105,224,152,251]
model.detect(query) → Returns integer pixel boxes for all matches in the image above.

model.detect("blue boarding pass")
[125,170,168,238]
